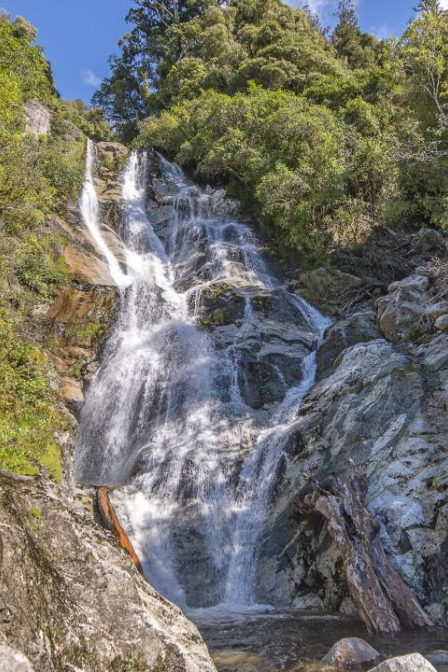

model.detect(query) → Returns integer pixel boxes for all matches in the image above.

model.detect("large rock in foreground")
[0,644,34,672]
[321,638,380,669]
[0,472,216,672]
[370,653,436,672]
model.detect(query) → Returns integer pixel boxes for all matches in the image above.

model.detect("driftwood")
[295,468,433,634]
[97,487,145,579]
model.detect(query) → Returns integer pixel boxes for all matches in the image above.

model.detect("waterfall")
[79,139,130,289]
[75,148,331,610]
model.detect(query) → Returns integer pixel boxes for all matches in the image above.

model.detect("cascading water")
[75,146,331,610]
[80,140,130,289]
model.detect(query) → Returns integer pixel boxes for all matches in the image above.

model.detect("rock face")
[370,654,437,672]
[0,472,216,672]
[321,638,380,670]
[25,101,51,135]
[316,311,381,379]
[378,275,429,343]
[257,269,448,624]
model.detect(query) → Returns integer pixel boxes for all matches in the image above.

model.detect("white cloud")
[441,0,448,8]
[290,0,333,12]
[288,0,338,23]
[81,69,101,87]
[372,24,394,40]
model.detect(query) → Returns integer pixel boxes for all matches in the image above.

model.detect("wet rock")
[238,352,289,409]
[196,283,247,326]
[0,644,34,672]
[321,638,380,670]
[292,593,324,610]
[370,653,436,672]
[257,335,448,617]
[25,100,51,135]
[435,314,448,332]
[0,472,216,672]
[426,651,448,666]
[316,311,381,379]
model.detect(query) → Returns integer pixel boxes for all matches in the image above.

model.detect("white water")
[75,147,331,610]
[79,139,131,289]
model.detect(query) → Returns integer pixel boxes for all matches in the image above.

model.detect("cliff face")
[256,264,448,627]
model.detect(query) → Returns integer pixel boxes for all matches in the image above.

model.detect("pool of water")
[191,606,448,671]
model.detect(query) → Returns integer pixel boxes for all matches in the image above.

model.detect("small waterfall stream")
[75,145,331,611]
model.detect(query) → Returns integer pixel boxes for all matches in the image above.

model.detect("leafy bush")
[0,319,64,480]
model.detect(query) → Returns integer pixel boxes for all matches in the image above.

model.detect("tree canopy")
[95,0,448,259]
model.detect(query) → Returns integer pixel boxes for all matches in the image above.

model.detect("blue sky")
[1,0,441,103]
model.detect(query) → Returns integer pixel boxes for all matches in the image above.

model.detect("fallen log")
[97,487,146,579]
[295,468,433,634]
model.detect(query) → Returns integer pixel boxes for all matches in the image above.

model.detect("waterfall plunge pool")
[190,607,448,671]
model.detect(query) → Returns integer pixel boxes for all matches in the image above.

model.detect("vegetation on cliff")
[95,0,448,262]
[0,11,110,478]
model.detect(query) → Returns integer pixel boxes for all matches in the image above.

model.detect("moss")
[100,151,127,174]
[78,322,104,341]
[212,308,225,325]
[0,319,65,480]
[300,267,362,316]
[41,442,63,482]
[29,507,42,520]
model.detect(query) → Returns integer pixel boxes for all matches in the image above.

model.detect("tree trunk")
[295,470,433,634]
[97,487,146,579]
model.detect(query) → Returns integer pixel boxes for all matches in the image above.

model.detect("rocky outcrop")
[25,101,51,135]
[256,266,448,626]
[0,472,216,672]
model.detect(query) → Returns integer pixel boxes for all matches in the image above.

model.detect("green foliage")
[57,99,114,142]
[0,12,112,482]
[0,318,64,480]
[0,11,55,105]
[115,0,448,257]
[78,322,104,341]
[16,235,70,298]
[332,0,378,69]
[29,507,42,520]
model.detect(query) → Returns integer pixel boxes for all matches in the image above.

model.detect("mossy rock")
[299,267,364,316]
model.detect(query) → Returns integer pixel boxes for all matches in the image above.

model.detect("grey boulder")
[370,653,437,672]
